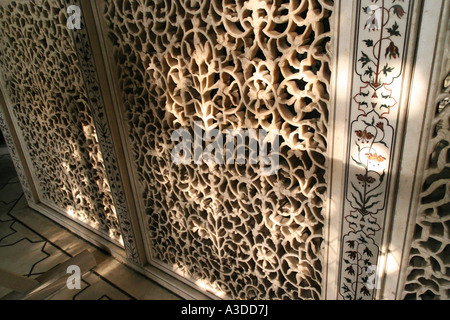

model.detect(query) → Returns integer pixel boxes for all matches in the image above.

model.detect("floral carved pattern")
[339,0,412,300]
[103,0,334,299]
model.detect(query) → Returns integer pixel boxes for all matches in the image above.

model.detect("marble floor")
[0,142,181,300]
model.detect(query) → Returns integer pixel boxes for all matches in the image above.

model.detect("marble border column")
[63,0,145,265]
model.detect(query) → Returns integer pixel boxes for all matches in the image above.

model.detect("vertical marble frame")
[62,0,144,266]
[325,0,359,300]
[337,0,419,300]
[327,0,448,300]
[327,0,411,300]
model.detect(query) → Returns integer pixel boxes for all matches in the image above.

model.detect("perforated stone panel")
[103,0,333,299]
[0,0,122,243]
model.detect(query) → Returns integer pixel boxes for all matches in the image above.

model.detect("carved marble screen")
[102,0,334,299]
[0,0,122,244]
